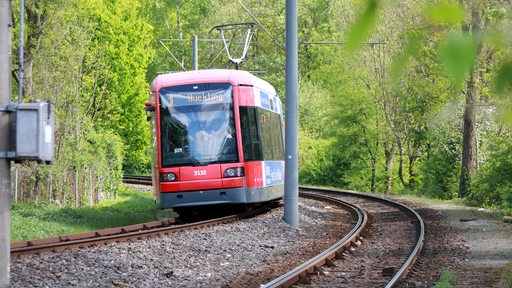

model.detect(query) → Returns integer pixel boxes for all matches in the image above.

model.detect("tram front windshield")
[159,83,238,167]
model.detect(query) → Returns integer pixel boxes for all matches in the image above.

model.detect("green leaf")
[390,33,422,82]
[495,61,512,94]
[425,3,464,25]
[345,0,379,53]
[440,32,476,84]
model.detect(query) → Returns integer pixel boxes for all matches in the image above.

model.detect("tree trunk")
[408,154,417,190]
[370,156,376,193]
[384,140,396,194]
[459,72,478,197]
[397,140,406,188]
[459,4,483,198]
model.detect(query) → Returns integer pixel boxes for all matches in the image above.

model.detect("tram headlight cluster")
[224,167,244,178]
[160,172,177,182]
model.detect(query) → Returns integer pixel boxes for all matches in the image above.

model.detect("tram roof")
[151,69,276,95]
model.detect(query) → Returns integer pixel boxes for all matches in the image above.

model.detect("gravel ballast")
[11,198,352,288]
[10,192,511,287]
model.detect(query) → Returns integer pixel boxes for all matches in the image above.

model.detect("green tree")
[11,0,151,204]
[473,135,512,211]
[75,0,154,173]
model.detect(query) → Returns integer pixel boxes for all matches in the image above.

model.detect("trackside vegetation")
[11,187,173,242]
[8,2,512,214]
[499,262,512,288]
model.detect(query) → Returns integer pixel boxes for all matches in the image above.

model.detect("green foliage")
[8,0,512,211]
[420,145,459,200]
[76,0,154,166]
[424,3,464,25]
[299,132,349,187]
[344,0,380,53]
[495,61,512,94]
[390,31,423,82]
[56,126,124,202]
[434,271,458,288]
[10,0,156,205]
[11,187,173,242]
[440,32,476,84]
[123,159,152,176]
[499,262,512,288]
[472,138,512,210]
[418,99,462,199]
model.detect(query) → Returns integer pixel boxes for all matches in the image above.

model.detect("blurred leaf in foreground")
[390,32,423,82]
[495,61,512,94]
[344,0,380,53]
[495,61,512,123]
[440,32,476,84]
[424,3,465,25]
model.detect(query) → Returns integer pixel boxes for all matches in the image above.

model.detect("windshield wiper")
[189,158,202,166]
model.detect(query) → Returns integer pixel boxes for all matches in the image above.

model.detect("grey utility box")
[15,101,55,164]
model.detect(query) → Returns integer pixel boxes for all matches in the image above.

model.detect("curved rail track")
[263,187,425,288]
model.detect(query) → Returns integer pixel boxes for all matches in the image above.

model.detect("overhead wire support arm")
[210,23,255,70]
[299,41,387,46]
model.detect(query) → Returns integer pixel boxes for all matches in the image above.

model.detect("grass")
[499,262,512,288]
[10,186,174,242]
[434,271,458,288]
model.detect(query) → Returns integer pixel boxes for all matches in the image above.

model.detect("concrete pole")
[283,0,299,228]
[0,0,12,287]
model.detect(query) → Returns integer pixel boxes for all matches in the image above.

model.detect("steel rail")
[124,176,424,287]
[10,206,270,257]
[292,187,425,288]
[122,175,152,185]
[261,192,368,288]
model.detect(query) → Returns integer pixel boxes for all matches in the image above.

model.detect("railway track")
[10,206,273,257]
[12,177,424,287]
[267,187,425,288]
[122,175,152,185]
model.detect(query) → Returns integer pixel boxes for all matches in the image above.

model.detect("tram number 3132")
[194,170,207,176]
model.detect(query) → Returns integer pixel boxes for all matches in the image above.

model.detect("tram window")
[240,106,284,162]
[240,107,262,161]
[259,109,284,161]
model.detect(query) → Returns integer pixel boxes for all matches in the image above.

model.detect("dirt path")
[434,202,511,287]
[394,197,512,287]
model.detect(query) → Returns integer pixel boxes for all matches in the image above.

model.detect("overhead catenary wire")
[235,0,285,50]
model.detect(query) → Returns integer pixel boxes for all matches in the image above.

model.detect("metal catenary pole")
[283,0,299,228]
[18,0,24,104]
[192,35,198,70]
[0,0,12,286]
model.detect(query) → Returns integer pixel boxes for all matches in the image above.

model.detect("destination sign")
[159,83,232,107]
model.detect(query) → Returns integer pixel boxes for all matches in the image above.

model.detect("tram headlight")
[224,167,244,178]
[160,172,177,182]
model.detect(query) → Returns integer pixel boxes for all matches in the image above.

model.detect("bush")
[420,144,459,200]
[12,127,125,206]
[123,158,151,176]
[472,139,512,210]
[299,133,349,188]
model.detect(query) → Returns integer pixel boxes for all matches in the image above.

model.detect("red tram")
[146,69,285,209]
